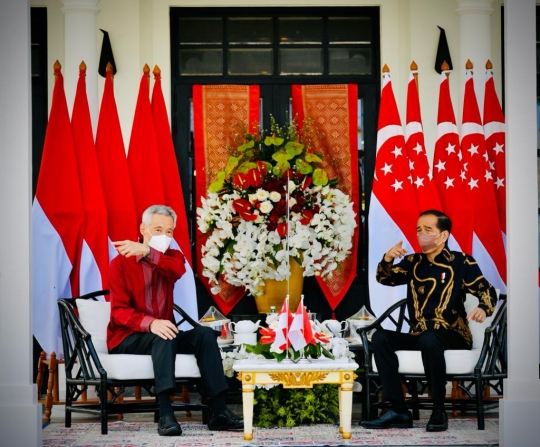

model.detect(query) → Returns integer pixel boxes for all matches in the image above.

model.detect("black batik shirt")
[376,247,498,347]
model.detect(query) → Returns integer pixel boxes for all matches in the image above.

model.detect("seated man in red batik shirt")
[107,204,243,437]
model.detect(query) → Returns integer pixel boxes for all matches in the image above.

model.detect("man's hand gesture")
[112,240,148,258]
[384,241,408,263]
[150,319,179,340]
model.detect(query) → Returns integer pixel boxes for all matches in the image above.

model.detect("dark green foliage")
[253,384,339,427]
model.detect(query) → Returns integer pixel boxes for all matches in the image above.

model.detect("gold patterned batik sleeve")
[376,255,411,287]
[463,256,497,316]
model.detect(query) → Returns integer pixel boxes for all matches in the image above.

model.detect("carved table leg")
[241,382,255,441]
[339,382,353,439]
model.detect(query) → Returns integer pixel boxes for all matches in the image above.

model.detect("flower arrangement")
[196,115,357,297]
[243,311,355,363]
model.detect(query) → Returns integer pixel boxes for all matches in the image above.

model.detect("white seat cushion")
[99,353,201,380]
[373,348,481,375]
[76,298,110,353]
[75,298,201,380]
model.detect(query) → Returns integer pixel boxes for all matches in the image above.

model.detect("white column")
[455,0,494,113]
[500,0,540,446]
[0,1,42,446]
[61,0,100,131]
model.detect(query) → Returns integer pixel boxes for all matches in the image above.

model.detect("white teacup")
[234,332,257,345]
[322,319,348,337]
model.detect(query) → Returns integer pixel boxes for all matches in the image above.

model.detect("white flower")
[269,191,281,202]
[255,189,270,201]
[259,201,274,214]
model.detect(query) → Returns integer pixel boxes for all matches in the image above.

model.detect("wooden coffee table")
[233,358,358,440]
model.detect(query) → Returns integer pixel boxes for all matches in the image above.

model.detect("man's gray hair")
[142,205,177,227]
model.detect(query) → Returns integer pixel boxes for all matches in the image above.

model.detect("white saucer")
[217,338,234,346]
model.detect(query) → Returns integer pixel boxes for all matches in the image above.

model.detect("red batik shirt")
[106,247,186,350]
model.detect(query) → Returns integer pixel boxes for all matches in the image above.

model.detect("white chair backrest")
[464,293,499,349]
[76,299,110,353]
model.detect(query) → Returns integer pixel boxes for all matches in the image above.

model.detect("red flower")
[259,326,276,344]
[233,172,250,190]
[313,331,331,344]
[232,198,258,221]
[299,209,314,225]
[276,222,288,238]
[256,160,268,178]
[247,167,262,188]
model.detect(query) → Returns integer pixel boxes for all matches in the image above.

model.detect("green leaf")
[264,135,285,147]
[295,158,313,175]
[208,171,226,193]
[238,140,255,152]
[284,140,304,154]
[305,152,322,163]
[312,168,329,186]
[224,156,240,175]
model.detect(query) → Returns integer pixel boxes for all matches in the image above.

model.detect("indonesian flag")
[368,66,420,320]
[95,64,139,256]
[289,298,315,351]
[32,62,85,356]
[272,297,293,352]
[432,70,473,253]
[151,65,198,320]
[71,62,109,295]
[127,65,165,218]
[460,65,506,291]
[483,61,506,238]
[405,67,442,212]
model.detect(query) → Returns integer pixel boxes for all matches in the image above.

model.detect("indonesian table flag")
[273,297,294,352]
[128,65,165,218]
[193,84,260,315]
[291,84,359,313]
[95,63,139,256]
[32,62,85,356]
[289,297,315,351]
[483,60,506,238]
[460,63,506,291]
[152,65,198,320]
[71,62,109,295]
[432,68,473,253]
[405,64,442,213]
[368,66,420,320]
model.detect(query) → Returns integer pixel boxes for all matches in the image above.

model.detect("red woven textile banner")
[192,85,260,315]
[291,84,360,312]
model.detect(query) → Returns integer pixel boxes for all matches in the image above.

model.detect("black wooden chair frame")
[357,296,507,430]
[57,290,209,434]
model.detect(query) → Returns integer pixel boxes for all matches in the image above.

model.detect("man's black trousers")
[370,328,469,410]
[111,326,228,398]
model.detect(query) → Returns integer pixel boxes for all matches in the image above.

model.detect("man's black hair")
[419,209,452,234]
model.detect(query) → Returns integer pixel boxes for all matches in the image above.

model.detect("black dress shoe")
[158,414,182,436]
[208,408,244,431]
[426,409,448,432]
[359,409,413,429]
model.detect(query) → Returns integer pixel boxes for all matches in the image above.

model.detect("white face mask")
[146,229,172,253]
